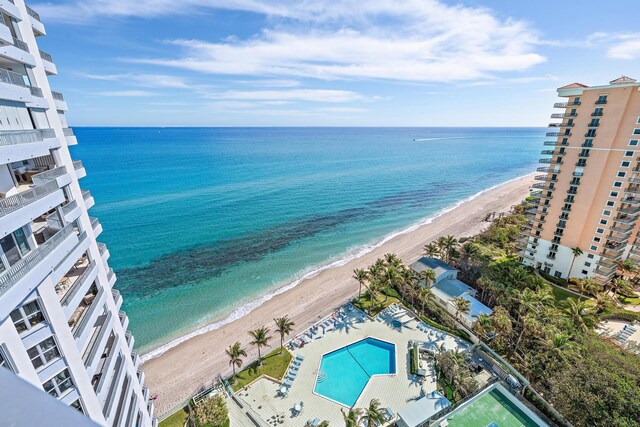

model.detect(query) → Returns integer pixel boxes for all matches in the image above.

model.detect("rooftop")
[410,257,456,278]
[397,390,451,427]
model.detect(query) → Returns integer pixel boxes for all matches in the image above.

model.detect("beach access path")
[144,173,535,418]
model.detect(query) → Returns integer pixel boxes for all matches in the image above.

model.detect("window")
[618,171,627,178]
[594,237,602,242]
[588,253,595,259]
[607,201,615,207]
[637,117,640,124]
[70,399,84,414]
[603,210,611,216]
[625,151,634,156]
[581,270,588,275]
[554,271,562,278]
[0,347,13,372]
[574,97,581,104]
[613,181,623,188]
[610,191,619,197]
[0,227,31,273]
[633,129,640,135]
[630,140,639,146]
[10,300,45,334]
[43,369,74,398]
[596,229,604,235]
[590,245,598,251]
[622,161,631,167]
[27,337,60,370]
[596,95,607,104]
[600,219,608,225]
[585,262,591,267]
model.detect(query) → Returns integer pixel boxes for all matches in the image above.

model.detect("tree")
[341,408,361,427]
[421,286,432,313]
[567,247,583,278]
[362,399,385,427]
[452,297,471,321]
[273,316,294,354]
[582,278,603,298]
[225,342,247,379]
[437,235,458,264]
[564,299,597,333]
[367,280,381,312]
[352,269,368,298]
[472,313,492,337]
[421,268,436,288]
[248,326,271,365]
[192,394,228,427]
[423,242,440,258]
[609,278,632,303]
[617,259,637,279]
[318,422,330,427]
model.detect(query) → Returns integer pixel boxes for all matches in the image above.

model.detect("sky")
[31,0,640,127]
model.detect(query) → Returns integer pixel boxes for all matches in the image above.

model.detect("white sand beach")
[144,173,535,417]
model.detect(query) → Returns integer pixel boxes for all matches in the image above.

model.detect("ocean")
[69,127,542,355]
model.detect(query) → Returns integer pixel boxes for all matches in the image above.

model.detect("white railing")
[29,86,43,97]
[62,127,74,136]
[39,50,53,62]
[98,242,107,256]
[0,224,77,297]
[73,160,83,171]
[0,179,59,217]
[12,37,28,52]
[82,189,92,200]
[90,216,99,230]
[61,200,78,217]
[61,259,96,307]
[0,129,55,146]
[26,5,41,22]
[51,91,64,101]
[32,166,67,186]
[0,68,27,86]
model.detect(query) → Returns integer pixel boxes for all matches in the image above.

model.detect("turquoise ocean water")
[70,127,541,356]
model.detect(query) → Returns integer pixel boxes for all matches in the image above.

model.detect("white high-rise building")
[0,2,156,426]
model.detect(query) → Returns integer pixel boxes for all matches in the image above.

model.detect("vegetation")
[409,344,419,375]
[225,341,247,380]
[159,407,190,427]
[273,316,295,355]
[191,394,228,427]
[340,399,385,427]
[248,326,271,365]
[231,347,292,391]
[434,349,479,400]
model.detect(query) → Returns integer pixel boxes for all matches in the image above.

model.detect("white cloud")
[608,37,640,60]
[318,107,367,113]
[42,0,545,84]
[79,72,192,88]
[206,89,364,103]
[98,90,157,97]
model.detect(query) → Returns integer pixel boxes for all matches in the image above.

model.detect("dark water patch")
[116,182,460,299]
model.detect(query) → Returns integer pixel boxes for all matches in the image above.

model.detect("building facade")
[0,1,156,426]
[520,76,640,282]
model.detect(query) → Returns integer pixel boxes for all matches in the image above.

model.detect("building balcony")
[595,100,607,105]
[548,122,574,128]
[27,86,48,109]
[600,248,624,262]
[26,5,46,36]
[525,207,547,216]
[58,259,99,317]
[591,111,603,117]
[125,330,135,352]
[39,50,57,75]
[587,122,600,128]
[522,221,544,232]
[546,253,557,260]
[0,129,63,165]
[84,312,115,379]
[0,1,20,18]
[582,141,593,148]
[554,102,581,108]
[112,289,123,310]
[572,171,583,177]
[536,166,554,173]
[530,191,553,200]
[51,91,68,111]
[98,242,110,265]
[63,128,77,146]
[119,310,129,331]
[73,160,86,179]
[610,224,635,235]
[622,195,640,206]
[584,132,596,138]
[613,215,637,225]
[550,113,578,118]
[90,216,103,237]
[0,67,32,103]
[71,286,106,348]
[82,190,95,209]
[0,37,36,66]
[0,224,79,308]
[577,152,590,158]
[618,206,640,216]
[543,140,568,146]
[539,157,563,165]
[594,263,616,277]
[626,186,640,196]
[531,182,554,190]
[545,132,567,137]
[534,175,557,183]
[107,268,116,287]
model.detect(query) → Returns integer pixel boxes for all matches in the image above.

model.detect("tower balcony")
[0,67,32,103]
[530,191,553,200]
[600,248,624,263]
[554,102,581,108]
[0,37,36,66]
[625,186,640,196]
[51,91,68,111]
[613,214,637,225]
[26,5,46,36]
[82,190,95,209]
[539,157,563,165]
[536,166,554,173]
[63,128,77,146]
[550,112,578,118]
[0,129,62,164]
[548,122,574,128]
[531,183,554,191]
[618,206,640,216]
[609,224,635,235]
[534,175,557,183]
[73,160,86,179]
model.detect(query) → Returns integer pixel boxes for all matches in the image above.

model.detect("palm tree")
[452,297,471,321]
[367,280,381,312]
[568,279,587,295]
[567,247,583,278]
[362,399,385,427]
[273,316,294,354]
[472,313,492,337]
[609,277,632,303]
[543,331,576,368]
[318,422,329,427]
[341,408,360,427]
[564,299,597,333]
[225,342,247,380]
[249,326,271,365]
[583,278,603,297]
[423,242,440,259]
[352,269,368,299]
[617,259,637,279]
[421,268,436,288]
[438,235,458,264]
[421,286,432,313]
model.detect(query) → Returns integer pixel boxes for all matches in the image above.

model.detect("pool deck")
[235,305,479,426]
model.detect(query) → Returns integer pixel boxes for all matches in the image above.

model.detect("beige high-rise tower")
[520,76,640,282]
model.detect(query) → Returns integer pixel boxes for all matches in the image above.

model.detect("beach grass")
[352,290,399,317]
[231,347,292,391]
[159,406,190,427]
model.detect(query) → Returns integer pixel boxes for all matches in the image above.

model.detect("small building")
[410,257,492,328]
[396,390,451,427]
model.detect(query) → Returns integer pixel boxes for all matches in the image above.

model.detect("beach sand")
[144,173,535,417]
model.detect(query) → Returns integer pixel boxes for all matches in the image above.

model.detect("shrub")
[538,270,567,287]
[192,394,228,427]
[409,344,419,375]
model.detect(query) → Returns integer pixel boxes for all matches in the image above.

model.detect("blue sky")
[32,0,640,127]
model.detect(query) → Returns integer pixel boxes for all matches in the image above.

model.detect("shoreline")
[143,172,535,417]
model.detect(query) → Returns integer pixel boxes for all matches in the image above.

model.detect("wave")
[412,137,467,142]
[140,172,533,362]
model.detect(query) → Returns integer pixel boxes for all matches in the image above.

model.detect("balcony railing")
[573,171,583,177]
[0,224,76,297]
[61,200,78,217]
[12,37,28,52]
[62,127,74,136]
[32,166,67,186]
[534,175,556,182]
[73,160,83,170]
[545,132,561,137]
[39,50,53,63]
[591,112,603,117]
[90,216,99,230]
[51,91,64,101]
[539,158,563,165]
[0,68,27,86]
[536,166,553,173]
[61,259,95,307]
[0,129,55,146]
[595,100,607,105]
[98,242,107,256]
[550,113,578,118]
[554,102,581,108]
[26,6,41,22]
[588,122,600,128]
[82,189,92,202]
[0,179,59,217]
[29,86,43,97]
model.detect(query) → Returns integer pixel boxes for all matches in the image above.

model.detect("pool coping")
[311,335,398,408]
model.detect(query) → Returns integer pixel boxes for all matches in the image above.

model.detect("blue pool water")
[314,338,396,407]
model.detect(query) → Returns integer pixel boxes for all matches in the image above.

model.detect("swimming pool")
[314,337,396,407]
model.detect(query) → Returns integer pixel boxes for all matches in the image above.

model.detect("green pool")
[444,389,541,427]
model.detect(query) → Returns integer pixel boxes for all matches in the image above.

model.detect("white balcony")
[51,91,68,111]
[125,330,135,352]
[73,160,86,179]
[107,267,116,288]
[73,288,107,350]
[59,260,99,319]
[26,86,49,109]
[82,189,95,209]
[90,216,102,237]
[0,224,80,311]
[39,50,57,75]
[63,128,77,145]
[0,0,20,18]
[0,22,12,44]
[0,68,31,103]
[101,353,126,416]
[0,178,65,233]
[26,6,46,36]
[98,242,110,264]
[112,289,122,310]
[0,39,36,66]
[61,200,81,223]
[86,317,115,381]
[118,310,129,331]
[0,129,62,164]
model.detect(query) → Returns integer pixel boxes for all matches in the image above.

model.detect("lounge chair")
[288,370,298,379]
[283,379,293,387]
[385,407,394,421]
